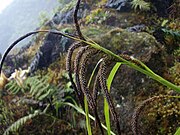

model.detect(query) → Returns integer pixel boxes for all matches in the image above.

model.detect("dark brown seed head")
[131,95,167,135]
[66,42,84,107]
[98,59,121,135]
[74,46,89,100]
[79,48,98,109]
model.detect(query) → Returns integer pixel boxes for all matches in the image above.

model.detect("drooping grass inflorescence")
[74,46,89,99]
[79,48,99,109]
[74,0,86,41]
[92,72,100,106]
[98,58,121,135]
[77,48,105,134]
[131,95,179,135]
[66,42,85,107]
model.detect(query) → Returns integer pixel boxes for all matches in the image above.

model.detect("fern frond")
[38,88,53,101]
[5,80,24,94]
[35,84,50,99]
[131,0,150,11]
[0,99,14,134]
[26,76,56,101]
[3,110,43,135]
[162,28,180,41]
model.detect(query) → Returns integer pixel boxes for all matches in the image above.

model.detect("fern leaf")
[3,110,42,135]
[38,88,53,101]
[29,80,41,93]
[31,82,46,96]
[131,0,150,11]
[35,84,50,99]
[6,81,23,94]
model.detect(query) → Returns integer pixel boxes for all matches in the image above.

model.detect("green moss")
[60,0,76,13]
[85,8,109,24]
[169,62,180,85]
[82,25,110,38]
[93,28,161,62]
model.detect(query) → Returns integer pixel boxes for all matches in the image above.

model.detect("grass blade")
[105,62,121,135]
[174,127,180,135]
[84,59,103,135]
[84,97,92,135]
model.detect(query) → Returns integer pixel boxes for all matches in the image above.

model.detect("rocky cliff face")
[1,0,179,134]
[2,2,90,75]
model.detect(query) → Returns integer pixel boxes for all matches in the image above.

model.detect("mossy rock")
[93,28,174,133]
[94,28,164,63]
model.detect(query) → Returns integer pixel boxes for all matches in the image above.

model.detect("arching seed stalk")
[93,74,100,105]
[79,48,98,108]
[74,0,86,41]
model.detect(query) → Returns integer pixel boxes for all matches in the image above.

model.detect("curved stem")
[0,30,179,92]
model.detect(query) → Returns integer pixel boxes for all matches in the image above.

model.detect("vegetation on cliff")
[0,0,179,134]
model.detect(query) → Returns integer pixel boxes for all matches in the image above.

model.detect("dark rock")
[29,31,73,73]
[153,27,165,44]
[105,0,131,12]
[52,3,90,25]
[2,53,29,76]
[151,0,174,17]
[28,3,90,73]
[127,24,145,32]
[95,28,164,65]
[3,2,90,74]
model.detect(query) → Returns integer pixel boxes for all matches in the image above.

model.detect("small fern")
[6,74,58,101]
[3,110,43,135]
[26,76,57,101]
[131,0,150,11]
[162,28,180,42]
[6,80,25,94]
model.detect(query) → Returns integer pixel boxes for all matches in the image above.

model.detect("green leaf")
[174,127,180,135]
[161,19,168,27]
[3,110,42,135]
[84,97,92,135]
[105,62,121,135]
[85,59,103,135]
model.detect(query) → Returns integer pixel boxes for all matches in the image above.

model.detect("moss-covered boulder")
[93,28,175,134]
[94,28,165,71]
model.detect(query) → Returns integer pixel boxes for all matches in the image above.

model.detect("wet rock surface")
[29,2,90,73]
[95,28,164,64]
